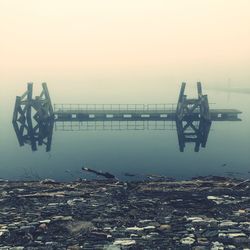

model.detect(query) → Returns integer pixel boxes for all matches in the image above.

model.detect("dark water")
[1,82,249,181]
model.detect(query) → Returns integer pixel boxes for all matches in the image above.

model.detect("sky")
[0,0,249,90]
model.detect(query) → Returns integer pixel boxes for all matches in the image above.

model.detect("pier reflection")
[13,118,212,152]
[176,118,211,152]
[13,119,54,152]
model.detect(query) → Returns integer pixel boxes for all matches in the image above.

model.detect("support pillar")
[12,83,54,152]
[175,82,212,152]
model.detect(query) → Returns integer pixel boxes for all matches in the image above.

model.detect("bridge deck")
[54,104,242,122]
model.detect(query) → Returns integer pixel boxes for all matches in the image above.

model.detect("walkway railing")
[54,103,176,113]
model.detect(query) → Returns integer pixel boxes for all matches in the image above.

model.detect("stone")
[40,179,56,184]
[0,178,249,249]
[159,224,171,231]
[211,241,224,250]
[51,216,73,221]
[180,237,195,245]
[203,230,218,238]
[113,239,136,246]
[39,219,51,224]
[66,221,94,234]
[38,223,48,231]
[125,226,144,232]
[227,233,246,238]
[143,226,155,230]
[219,221,238,228]
[0,229,9,237]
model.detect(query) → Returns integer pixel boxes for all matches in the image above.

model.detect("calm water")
[0,81,249,181]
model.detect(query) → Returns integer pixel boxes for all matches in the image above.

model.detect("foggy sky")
[0,0,249,89]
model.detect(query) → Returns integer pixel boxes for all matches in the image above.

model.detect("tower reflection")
[13,118,212,152]
[176,118,211,152]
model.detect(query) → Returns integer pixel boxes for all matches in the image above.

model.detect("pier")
[12,82,242,152]
[53,104,241,122]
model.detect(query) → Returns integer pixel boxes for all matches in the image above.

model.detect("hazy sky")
[0,0,249,88]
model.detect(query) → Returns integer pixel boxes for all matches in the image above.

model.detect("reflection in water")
[12,82,241,153]
[13,117,212,153]
[176,118,211,152]
[12,82,54,152]
[13,118,54,152]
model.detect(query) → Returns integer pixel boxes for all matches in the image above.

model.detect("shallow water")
[0,81,249,181]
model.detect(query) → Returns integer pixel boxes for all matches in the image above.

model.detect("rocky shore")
[0,177,249,250]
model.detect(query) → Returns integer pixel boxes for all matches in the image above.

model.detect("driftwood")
[82,167,115,179]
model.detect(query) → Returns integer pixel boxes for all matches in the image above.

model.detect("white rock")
[0,229,9,237]
[228,233,246,238]
[125,226,144,232]
[39,219,51,224]
[226,245,236,249]
[51,216,72,221]
[180,237,195,245]
[113,239,136,246]
[139,219,152,224]
[186,216,203,221]
[211,241,224,250]
[219,221,238,227]
[143,226,155,230]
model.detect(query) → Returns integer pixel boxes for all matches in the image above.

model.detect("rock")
[207,196,224,204]
[67,198,85,206]
[143,225,155,230]
[51,216,73,221]
[203,230,218,238]
[0,178,249,249]
[226,245,236,249]
[197,237,209,246]
[226,233,246,238]
[39,219,51,224]
[125,226,144,232]
[138,219,152,224]
[38,223,48,231]
[211,241,224,250]
[158,224,171,232]
[40,179,56,184]
[219,221,238,228]
[0,229,9,237]
[66,221,94,234]
[45,241,59,247]
[180,237,195,245]
[113,239,136,246]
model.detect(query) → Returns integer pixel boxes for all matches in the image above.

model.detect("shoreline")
[0,176,249,249]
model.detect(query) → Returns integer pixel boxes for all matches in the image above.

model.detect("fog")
[0,0,249,96]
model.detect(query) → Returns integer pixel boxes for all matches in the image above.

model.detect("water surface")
[0,81,249,181]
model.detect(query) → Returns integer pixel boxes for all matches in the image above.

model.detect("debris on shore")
[81,167,116,179]
[0,176,249,249]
